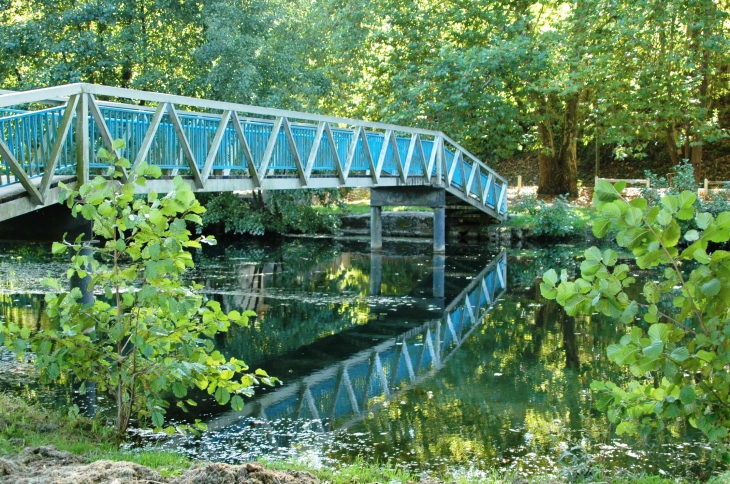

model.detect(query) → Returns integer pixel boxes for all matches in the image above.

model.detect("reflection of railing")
[203,251,507,435]
[0,84,507,222]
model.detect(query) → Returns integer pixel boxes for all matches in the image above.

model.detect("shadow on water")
[0,239,718,478]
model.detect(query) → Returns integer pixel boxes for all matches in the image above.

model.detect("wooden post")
[704,178,709,198]
[517,175,522,194]
[645,179,650,188]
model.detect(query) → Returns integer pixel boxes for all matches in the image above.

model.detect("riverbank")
[0,394,721,484]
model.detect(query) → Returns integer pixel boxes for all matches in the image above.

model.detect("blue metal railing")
[0,106,75,186]
[0,98,506,216]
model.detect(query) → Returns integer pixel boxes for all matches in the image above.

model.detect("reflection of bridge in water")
[204,251,506,435]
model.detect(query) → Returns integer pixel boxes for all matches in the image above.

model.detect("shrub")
[542,180,730,455]
[199,189,343,236]
[510,194,584,238]
[0,144,276,438]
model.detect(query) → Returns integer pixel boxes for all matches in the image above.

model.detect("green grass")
[0,393,195,477]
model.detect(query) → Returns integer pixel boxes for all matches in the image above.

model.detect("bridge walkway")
[0,84,507,249]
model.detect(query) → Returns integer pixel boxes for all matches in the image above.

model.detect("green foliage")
[509,194,585,238]
[643,160,730,220]
[199,189,343,237]
[0,146,276,438]
[542,179,730,454]
[641,160,697,206]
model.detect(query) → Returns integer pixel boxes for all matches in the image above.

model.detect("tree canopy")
[1,0,729,193]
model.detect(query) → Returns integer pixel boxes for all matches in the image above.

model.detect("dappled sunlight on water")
[0,239,720,478]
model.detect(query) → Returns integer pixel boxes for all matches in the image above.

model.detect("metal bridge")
[201,251,506,441]
[0,84,507,247]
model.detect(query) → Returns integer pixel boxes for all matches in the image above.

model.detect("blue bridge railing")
[0,84,507,220]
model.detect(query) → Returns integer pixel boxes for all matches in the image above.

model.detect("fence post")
[517,175,522,194]
[705,178,709,197]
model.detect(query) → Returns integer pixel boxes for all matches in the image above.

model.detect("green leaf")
[80,204,97,220]
[661,195,678,213]
[172,382,187,398]
[592,218,611,238]
[51,242,67,255]
[231,395,245,411]
[214,387,231,405]
[594,180,622,203]
[696,212,713,229]
[701,278,721,297]
[684,230,699,242]
[694,248,711,264]
[670,347,690,362]
[679,386,696,405]
[112,138,126,151]
[624,207,643,226]
[648,324,669,343]
[543,269,558,285]
[642,339,664,360]
[590,380,606,391]
[660,220,681,248]
[697,350,716,362]
[616,421,637,435]
[152,411,164,428]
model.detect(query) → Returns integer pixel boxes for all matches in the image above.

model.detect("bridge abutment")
[0,203,89,242]
[370,187,446,253]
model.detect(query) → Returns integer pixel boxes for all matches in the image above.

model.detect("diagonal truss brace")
[167,104,204,189]
[38,94,79,202]
[231,112,259,187]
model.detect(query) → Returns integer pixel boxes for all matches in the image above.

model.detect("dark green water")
[0,238,715,479]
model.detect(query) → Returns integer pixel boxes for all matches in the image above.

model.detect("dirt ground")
[0,446,325,484]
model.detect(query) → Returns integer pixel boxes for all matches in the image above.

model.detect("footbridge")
[0,84,507,250]
[197,251,506,454]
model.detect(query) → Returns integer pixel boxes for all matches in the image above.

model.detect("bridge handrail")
[0,83,507,220]
[0,83,508,186]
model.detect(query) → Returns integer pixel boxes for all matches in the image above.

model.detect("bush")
[642,160,730,219]
[542,179,730,456]
[0,144,276,438]
[199,189,343,236]
[509,194,584,238]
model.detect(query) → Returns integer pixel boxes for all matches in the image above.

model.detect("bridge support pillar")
[370,206,382,252]
[433,207,445,253]
[433,254,445,299]
[370,187,446,253]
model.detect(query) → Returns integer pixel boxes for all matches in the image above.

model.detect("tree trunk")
[665,126,682,166]
[537,91,580,197]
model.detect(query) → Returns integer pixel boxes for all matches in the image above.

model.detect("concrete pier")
[370,206,383,252]
[370,187,446,252]
[433,254,445,299]
[433,207,445,253]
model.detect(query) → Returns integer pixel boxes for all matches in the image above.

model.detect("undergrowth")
[507,194,590,238]
[0,393,194,477]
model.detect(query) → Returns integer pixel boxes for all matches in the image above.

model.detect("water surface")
[0,238,714,478]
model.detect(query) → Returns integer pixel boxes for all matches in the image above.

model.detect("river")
[0,237,715,479]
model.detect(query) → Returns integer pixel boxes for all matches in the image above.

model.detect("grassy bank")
[0,393,722,483]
